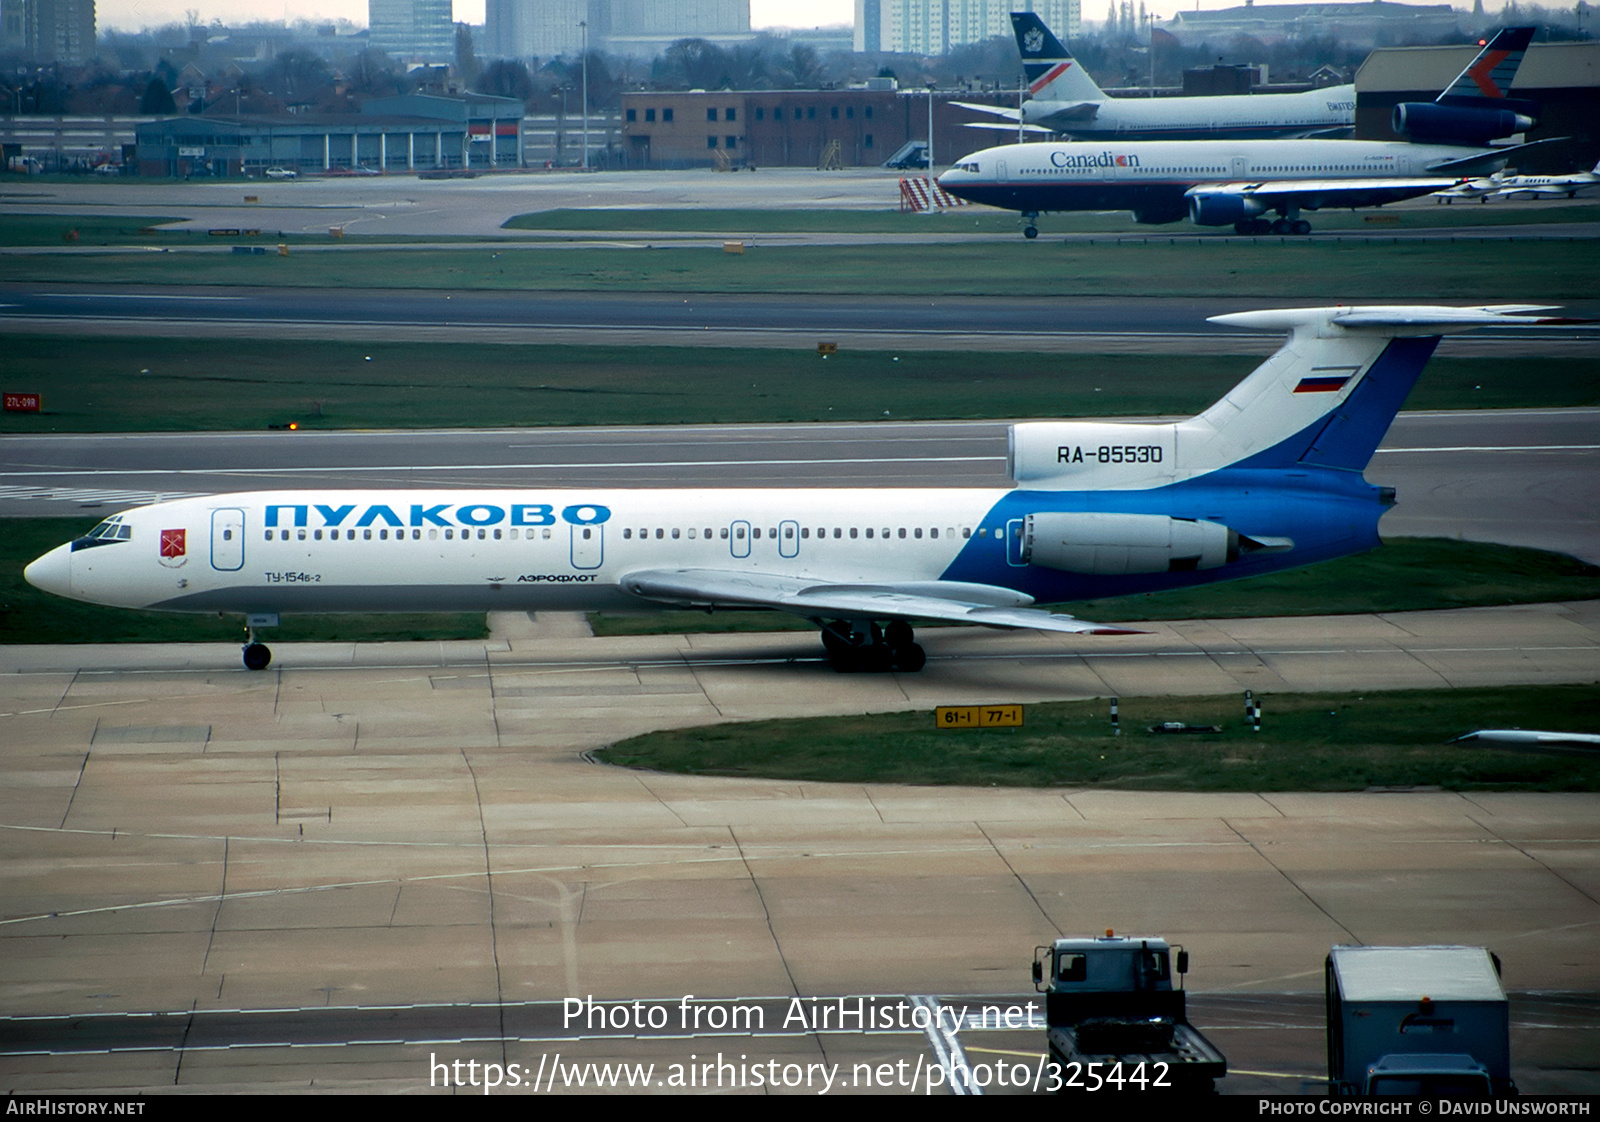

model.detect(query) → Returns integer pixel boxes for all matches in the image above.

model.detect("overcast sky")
[98,0,1207,36]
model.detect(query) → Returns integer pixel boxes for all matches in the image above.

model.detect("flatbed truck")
[1032,932,1227,1092]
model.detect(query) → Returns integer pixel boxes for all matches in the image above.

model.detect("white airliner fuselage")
[937,136,1508,232]
[1014,84,1357,141]
[969,12,1356,143]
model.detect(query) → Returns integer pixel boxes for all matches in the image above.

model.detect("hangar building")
[1356,39,1599,172]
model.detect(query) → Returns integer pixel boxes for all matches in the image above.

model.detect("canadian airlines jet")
[24,305,1573,672]
[941,26,1539,237]
[956,13,1356,141]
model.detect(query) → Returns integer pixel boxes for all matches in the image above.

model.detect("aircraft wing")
[1424,137,1567,176]
[1187,177,1459,210]
[618,568,1141,635]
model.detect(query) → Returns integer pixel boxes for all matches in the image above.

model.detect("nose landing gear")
[241,612,278,671]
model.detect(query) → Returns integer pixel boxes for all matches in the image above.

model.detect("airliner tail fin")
[1192,304,1573,472]
[1011,11,1104,103]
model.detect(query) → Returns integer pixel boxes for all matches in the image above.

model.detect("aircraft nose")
[24,544,72,598]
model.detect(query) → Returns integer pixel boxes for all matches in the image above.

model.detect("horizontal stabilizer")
[963,120,1059,135]
[952,101,1020,120]
[1210,305,1582,334]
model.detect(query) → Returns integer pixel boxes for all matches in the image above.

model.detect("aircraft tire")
[1271,218,1291,235]
[885,620,914,648]
[820,625,850,657]
[243,643,272,671]
[892,643,927,672]
[1292,219,1312,236]
[829,643,896,674]
[1023,225,1038,239]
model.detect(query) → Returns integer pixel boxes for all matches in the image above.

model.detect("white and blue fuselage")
[26,305,1571,671]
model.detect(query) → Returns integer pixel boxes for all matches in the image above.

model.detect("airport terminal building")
[134,93,525,178]
[620,87,1010,169]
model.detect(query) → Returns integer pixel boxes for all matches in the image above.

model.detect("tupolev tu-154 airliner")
[24,305,1575,673]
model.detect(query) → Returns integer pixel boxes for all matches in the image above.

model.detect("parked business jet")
[1493,159,1600,199]
[25,305,1574,673]
[941,26,1540,237]
[1433,173,1503,203]
[956,12,1355,142]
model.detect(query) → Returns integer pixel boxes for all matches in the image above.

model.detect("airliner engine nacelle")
[1392,102,1535,145]
[1021,512,1238,575]
[1186,191,1269,227]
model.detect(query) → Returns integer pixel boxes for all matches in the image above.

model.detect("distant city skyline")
[96,0,851,33]
[93,0,1220,36]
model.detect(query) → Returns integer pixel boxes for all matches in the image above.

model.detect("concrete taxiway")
[4,170,1598,1094]
[2,605,1597,1093]
[4,169,1595,240]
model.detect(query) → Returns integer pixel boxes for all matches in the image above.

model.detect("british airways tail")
[1009,305,1573,488]
[1012,11,1103,103]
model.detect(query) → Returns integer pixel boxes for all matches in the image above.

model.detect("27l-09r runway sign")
[935,705,1024,729]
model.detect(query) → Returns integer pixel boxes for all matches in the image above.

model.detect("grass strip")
[598,684,1600,791]
[3,239,1595,299]
[0,517,485,644]
[504,204,1600,235]
[3,336,1595,434]
[588,539,1600,636]
[9,205,1591,248]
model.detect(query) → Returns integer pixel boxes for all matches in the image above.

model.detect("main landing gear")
[820,620,926,673]
[1233,216,1312,236]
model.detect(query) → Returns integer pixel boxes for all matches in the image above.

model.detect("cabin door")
[210,508,245,571]
[570,523,603,570]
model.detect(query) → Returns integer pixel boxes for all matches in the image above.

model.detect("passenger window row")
[620,526,976,541]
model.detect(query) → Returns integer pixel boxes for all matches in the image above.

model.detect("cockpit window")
[85,519,133,541]
[71,517,132,551]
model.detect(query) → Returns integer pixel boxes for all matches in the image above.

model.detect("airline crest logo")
[1023,27,1045,54]
[159,528,187,568]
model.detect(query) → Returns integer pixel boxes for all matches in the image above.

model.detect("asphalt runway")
[2,608,1598,1094]
[2,168,1594,240]
[5,283,1599,355]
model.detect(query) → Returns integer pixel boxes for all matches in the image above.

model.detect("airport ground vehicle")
[1032,933,1227,1092]
[1326,945,1514,1097]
